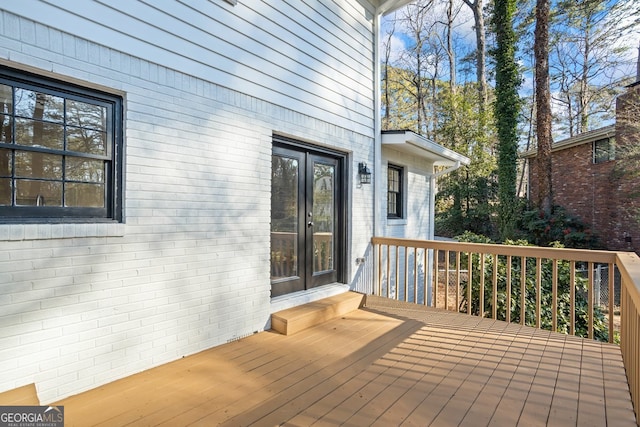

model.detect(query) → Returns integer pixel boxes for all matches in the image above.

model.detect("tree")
[492,0,521,239]
[461,0,488,112]
[550,0,640,136]
[535,0,553,215]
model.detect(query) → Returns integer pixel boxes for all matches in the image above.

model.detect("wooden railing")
[372,237,640,424]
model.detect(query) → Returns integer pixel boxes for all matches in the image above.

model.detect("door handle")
[308,221,314,227]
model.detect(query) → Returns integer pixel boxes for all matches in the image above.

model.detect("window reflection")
[14,89,64,122]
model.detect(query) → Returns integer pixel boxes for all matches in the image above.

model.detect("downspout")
[373,9,382,238]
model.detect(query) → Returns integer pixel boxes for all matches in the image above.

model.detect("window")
[593,137,615,164]
[387,164,403,219]
[0,67,123,222]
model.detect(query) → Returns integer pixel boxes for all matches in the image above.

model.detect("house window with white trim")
[387,164,403,219]
[0,67,123,222]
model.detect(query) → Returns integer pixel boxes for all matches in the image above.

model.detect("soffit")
[382,130,471,166]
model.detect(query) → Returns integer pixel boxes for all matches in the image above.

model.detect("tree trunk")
[535,0,553,215]
[462,0,488,112]
[447,0,456,91]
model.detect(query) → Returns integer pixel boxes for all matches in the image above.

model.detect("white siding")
[1,0,376,136]
[0,1,376,404]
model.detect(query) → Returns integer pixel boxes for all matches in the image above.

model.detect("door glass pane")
[313,163,334,273]
[271,155,299,280]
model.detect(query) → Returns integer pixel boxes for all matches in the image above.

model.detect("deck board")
[55,297,636,426]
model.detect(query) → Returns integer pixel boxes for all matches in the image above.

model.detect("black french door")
[270,141,344,297]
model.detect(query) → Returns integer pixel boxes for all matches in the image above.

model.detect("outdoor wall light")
[358,162,372,184]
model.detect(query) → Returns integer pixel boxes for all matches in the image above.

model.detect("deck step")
[271,291,364,335]
[0,383,39,405]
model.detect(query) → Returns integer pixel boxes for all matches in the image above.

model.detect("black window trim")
[387,163,404,219]
[0,65,124,223]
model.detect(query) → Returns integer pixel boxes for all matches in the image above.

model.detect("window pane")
[0,178,10,205]
[313,163,334,272]
[0,84,12,144]
[15,89,64,122]
[0,148,11,176]
[388,193,397,216]
[15,118,64,150]
[66,182,104,207]
[66,100,106,131]
[0,114,12,144]
[0,84,12,113]
[271,155,299,279]
[388,168,399,192]
[15,179,62,206]
[66,157,105,182]
[15,151,62,179]
[67,127,107,155]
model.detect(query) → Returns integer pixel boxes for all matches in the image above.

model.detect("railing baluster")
[386,244,391,299]
[423,247,428,306]
[413,247,418,304]
[467,251,472,315]
[403,246,409,302]
[608,262,614,343]
[588,262,594,340]
[480,254,485,318]
[536,258,542,329]
[570,260,576,336]
[394,245,399,300]
[506,255,512,323]
[492,254,498,320]
[456,251,461,313]
[521,256,526,325]
[445,250,450,311]
[434,249,439,308]
[552,259,558,333]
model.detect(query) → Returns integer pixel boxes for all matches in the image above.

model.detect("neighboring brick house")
[525,81,640,254]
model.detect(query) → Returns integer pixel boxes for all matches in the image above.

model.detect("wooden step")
[271,291,364,335]
[0,383,39,405]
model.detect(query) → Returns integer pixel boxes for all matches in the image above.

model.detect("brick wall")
[528,84,640,254]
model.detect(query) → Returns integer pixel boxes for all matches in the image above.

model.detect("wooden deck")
[56,296,636,426]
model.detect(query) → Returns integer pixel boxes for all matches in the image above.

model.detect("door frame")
[271,135,349,297]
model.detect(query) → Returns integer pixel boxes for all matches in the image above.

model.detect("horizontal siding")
[1,0,376,136]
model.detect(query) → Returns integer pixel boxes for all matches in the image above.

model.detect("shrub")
[455,233,614,343]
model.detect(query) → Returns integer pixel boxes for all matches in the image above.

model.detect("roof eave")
[381,130,471,166]
[374,0,415,15]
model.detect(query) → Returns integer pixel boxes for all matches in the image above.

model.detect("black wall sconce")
[358,162,372,184]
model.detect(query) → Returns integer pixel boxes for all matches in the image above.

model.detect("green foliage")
[455,233,614,343]
[491,0,522,240]
[435,85,499,239]
[517,206,601,249]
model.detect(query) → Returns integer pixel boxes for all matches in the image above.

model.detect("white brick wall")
[382,147,435,240]
[0,10,375,403]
